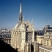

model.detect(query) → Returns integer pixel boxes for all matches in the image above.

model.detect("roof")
[35,30,44,36]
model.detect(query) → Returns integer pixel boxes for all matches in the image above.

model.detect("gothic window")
[26,32,32,43]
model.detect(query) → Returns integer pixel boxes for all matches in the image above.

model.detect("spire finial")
[19,3,23,23]
[20,3,22,12]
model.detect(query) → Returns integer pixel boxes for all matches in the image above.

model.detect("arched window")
[26,32,32,42]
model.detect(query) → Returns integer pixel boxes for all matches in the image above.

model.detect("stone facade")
[36,25,52,52]
[11,3,39,52]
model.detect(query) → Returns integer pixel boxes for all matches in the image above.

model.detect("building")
[36,30,44,45]
[36,25,52,52]
[11,3,39,52]
[0,29,11,45]
[0,3,52,52]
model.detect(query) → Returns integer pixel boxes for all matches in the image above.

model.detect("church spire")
[19,3,23,23]
[20,3,22,13]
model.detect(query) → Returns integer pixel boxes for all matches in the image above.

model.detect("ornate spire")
[19,3,23,23]
[20,3,22,13]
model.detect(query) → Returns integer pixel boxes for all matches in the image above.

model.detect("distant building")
[0,29,11,45]
[43,25,52,30]
[36,25,52,52]
[36,30,44,45]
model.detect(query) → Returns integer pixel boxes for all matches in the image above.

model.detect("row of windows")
[0,35,11,38]
[43,40,52,46]
[0,32,11,34]
[4,40,11,44]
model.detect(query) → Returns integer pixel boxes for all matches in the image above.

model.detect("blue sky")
[0,0,52,29]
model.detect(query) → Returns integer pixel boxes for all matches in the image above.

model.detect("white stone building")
[11,3,39,52]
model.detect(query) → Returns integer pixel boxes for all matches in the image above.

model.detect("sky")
[0,0,52,29]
